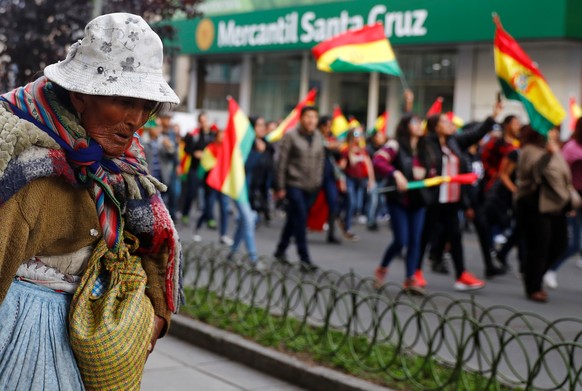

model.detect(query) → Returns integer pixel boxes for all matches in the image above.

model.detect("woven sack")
[69,232,154,390]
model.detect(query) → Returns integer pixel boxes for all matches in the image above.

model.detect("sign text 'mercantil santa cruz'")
[217,5,428,48]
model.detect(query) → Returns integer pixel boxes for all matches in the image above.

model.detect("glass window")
[250,54,301,121]
[398,52,457,114]
[198,60,241,110]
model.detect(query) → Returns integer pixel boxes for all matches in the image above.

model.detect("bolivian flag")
[372,111,389,136]
[266,88,317,143]
[207,97,255,202]
[331,106,350,138]
[494,17,565,135]
[312,23,401,76]
[377,173,478,194]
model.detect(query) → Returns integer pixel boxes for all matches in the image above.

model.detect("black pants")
[471,203,497,271]
[429,203,466,279]
[517,197,567,295]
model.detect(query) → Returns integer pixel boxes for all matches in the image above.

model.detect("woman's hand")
[393,171,408,192]
[147,315,166,357]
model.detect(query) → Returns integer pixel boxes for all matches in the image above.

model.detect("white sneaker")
[193,234,202,242]
[543,271,558,289]
[357,215,367,225]
[220,235,234,246]
[576,258,582,269]
[493,234,508,246]
[252,260,268,272]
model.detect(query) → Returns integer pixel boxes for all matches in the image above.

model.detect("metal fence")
[181,244,582,390]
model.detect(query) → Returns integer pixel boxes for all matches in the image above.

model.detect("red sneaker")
[454,271,485,291]
[413,270,427,288]
[403,277,426,295]
[374,267,388,289]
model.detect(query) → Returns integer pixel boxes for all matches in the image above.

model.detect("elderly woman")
[0,13,181,389]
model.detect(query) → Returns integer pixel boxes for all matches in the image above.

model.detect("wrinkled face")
[254,117,267,138]
[71,92,156,157]
[300,110,319,133]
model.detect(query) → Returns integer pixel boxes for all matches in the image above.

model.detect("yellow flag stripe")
[495,48,565,126]
[317,40,396,72]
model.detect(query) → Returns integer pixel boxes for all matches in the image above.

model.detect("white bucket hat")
[44,12,179,105]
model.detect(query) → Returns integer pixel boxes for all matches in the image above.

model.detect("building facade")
[168,0,582,134]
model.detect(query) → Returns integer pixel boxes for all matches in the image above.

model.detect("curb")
[170,314,394,391]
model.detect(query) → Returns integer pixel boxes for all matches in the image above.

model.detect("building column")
[453,46,475,122]
[239,54,252,114]
[299,51,310,100]
[367,72,380,128]
[187,58,197,112]
[386,77,401,137]
[320,73,331,114]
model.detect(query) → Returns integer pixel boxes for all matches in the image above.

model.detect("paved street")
[179,211,582,323]
[142,335,306,391]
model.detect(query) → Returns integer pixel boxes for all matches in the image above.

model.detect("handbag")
[69,232,154,390]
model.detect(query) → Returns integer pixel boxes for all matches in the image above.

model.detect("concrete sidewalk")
[142,335,306,391]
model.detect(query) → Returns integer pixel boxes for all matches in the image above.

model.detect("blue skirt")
[0,279,84,390]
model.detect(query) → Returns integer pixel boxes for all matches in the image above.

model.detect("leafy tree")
[0,0,201,90]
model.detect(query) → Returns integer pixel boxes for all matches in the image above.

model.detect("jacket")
[424,116,496,206]
[276,128,325,192]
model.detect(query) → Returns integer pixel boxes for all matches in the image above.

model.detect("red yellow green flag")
[377,173,478,193]
[426,97,443,117]
[197,144,218,179]
[331,106,350,139]
[373,111,389,136]
[348,117,361,129]
[445,111,465,128]
[494,17,565,135]
[207,97,255,202]
[266,88,317,143]
[569,97,582,131]
[312,23,401,76]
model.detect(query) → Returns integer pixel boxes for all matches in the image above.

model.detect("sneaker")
[374,267,388,289]
[485,266,506,279]
[357,215,367,225]
[181,215,190,225]
[220,235,234,246]
[576,258,582,269]
[543,271,558,289]
[207,219,217,230]
[414,270,427,288]
[431,260,449,275]
[192,234,202,242]
[343,231,360,242]
[367,222,379,231]
[274,252,291,265]
[493,234,508,246]
[403,277,426,295]
[300,262,319,273]
[252,260,268,272]
[326,236,342,244]
[454,271,485,291]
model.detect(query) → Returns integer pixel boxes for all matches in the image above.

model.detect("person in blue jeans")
[339,129,375,242]
[373,114,434,292]
[274,106,325,272]
[229,200,267,270]
[193,187,231,244]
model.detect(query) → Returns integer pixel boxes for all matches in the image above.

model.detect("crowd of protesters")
[141,91,582,303]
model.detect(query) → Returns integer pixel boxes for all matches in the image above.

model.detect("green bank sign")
[170,0,581,55]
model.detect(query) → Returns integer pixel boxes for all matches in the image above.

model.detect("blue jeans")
[231,200,258,261]
[344,177,368,231]
[366,182,379,225]
[551,209,582,271]
[276,186,317,263]
[381,203,426,278]
[196,188,229,236]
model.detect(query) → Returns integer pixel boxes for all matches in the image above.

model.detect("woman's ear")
[69,91,87,115]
